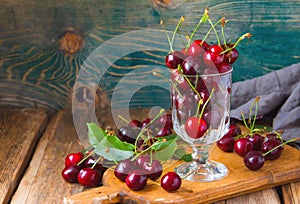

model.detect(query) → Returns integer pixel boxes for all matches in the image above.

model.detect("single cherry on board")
[114,159,135,182]
[243,150,265,171]
[65,152,84,167]
[261,139,283,160]
[141,159,163,181]
[234,138,254,157]
[125,170,148,191]
[61,165,81,183]
[77,167,102,187]
[160,172,182,192]
[217,134,235,152]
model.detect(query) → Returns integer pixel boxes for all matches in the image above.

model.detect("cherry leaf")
[106,135,135,151]
[87,123,106,147]
[155,139,177,161]
[94,137,133,161]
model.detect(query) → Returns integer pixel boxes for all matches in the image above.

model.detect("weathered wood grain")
[281,181,300,204]
[10,110,85,204]
[0,108,48,204]
[1,0,300,111]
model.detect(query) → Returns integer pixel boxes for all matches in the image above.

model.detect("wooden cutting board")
[64,144,300,204]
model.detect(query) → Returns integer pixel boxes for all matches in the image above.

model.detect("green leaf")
[94,138,134,161]
[152,134,179,151]
[174,147,192,162]
[106,135,135,151]
[87,123,106,147]
[155,139,177,161]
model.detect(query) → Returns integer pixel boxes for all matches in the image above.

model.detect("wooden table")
[0,108,299,204]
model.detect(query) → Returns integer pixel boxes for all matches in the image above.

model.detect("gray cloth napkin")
[231,63,300,143]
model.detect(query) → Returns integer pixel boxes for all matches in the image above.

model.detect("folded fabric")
[231,63,300,143]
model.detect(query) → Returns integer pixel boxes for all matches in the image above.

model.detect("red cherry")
[217,134,235,152]
[224,48,239,64]
[128,119,142,128]
[65,152,84,167]
[187,39,209,57]
[261,139,283,160]
[184,117,208,139]
[234,138,254,157]
[77,167,102,187]
[62,165,81,183]
[182,56,203,75]
[203,45,225,67]
[243,150,265,171]
[160,172,181,192]
[125,170,148,191]
[227,124,242,137]
[246,134,264,151]
[165,51,185,69]
[141,159,163,181]
[216,61,232,73]
[114,159,135,182]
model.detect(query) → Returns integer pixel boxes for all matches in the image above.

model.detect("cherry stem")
[207,18,221,46]
[77,151,94,166]
[262,137,300,156]
[170,16,185,51]
[134,109,165,153]
[153,71,183,98]
[186,7,208,49]
[220,33,252,54]
[91,156,104,169]
[118,115,130,124]
[198,88,215,121]
[161,20,174,53]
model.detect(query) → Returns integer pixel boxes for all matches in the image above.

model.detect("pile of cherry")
[117,113,173,150]
[217,123,285,170]
[62,152,107,187]
[62,113,182,192]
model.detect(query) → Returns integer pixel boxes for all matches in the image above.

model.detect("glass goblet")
[170,68,232,182]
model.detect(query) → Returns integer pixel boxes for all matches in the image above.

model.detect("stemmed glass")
[170,68,232,182]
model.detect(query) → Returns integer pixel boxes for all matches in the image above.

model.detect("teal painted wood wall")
[0,0,299,113]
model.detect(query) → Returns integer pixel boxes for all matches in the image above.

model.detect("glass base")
[174,160,228,182]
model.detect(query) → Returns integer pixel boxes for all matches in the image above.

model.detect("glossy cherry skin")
[117,126,139,144]
[243,150,265,171]
[142,159,163,181]
[165,51,185,69]
[156,113,173,130]
[62,165,81,183]
[160,172,181,192]
[182,56,203,75]
[65,152,84,167]
[203,45,224,67]
[114,159,135,182]
[83,156,107,173]
[261,139,283,160]
[187,39,209,57]
[77,167,102,187]
[125,170,148,191]
[224,47,239,64]
[234,138,254,157]
[246,134,264,151]
[156,126,172,137]
[227,124,242,137]
[217,134,235,152]
[185,117,208,139]
[217,61,232,73]
[128,119,142,128]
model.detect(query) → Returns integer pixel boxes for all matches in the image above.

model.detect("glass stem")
[192,141,209,165]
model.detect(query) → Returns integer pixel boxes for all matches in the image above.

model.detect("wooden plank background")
[0,0,300,113]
